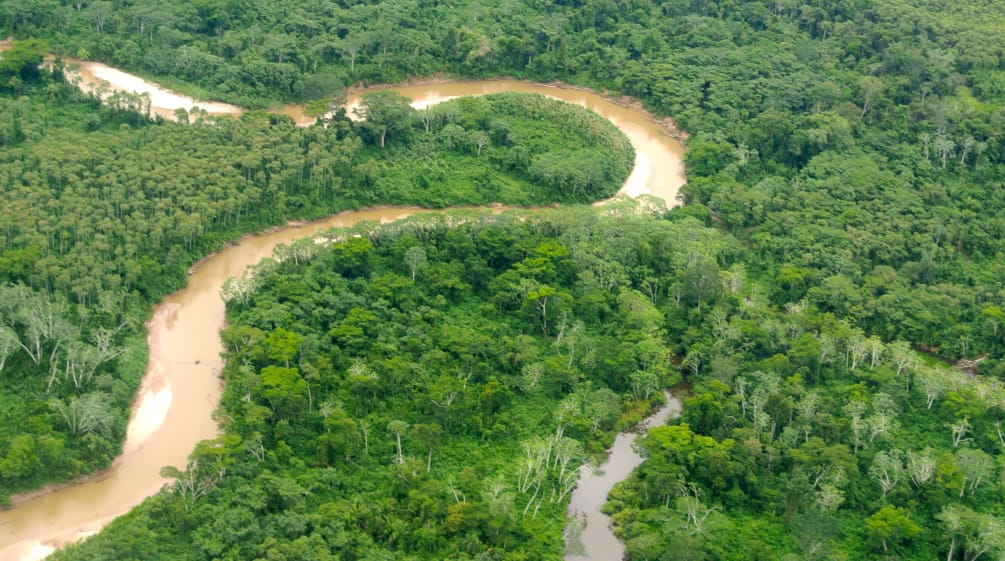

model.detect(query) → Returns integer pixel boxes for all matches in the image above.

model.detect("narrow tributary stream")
[0,57,686,561]
[565,393,682,561]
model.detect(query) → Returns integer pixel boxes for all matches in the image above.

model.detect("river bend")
[0,58,686,561]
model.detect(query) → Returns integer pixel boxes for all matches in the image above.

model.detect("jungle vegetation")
[56,205,709,561]
[0,40,633,500]
[2,0,1005,559]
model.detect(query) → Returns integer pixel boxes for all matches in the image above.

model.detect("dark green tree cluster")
[0,68,632,501]
[52,204,728,560]
[609,273,1005,561]
[368,92,634,205]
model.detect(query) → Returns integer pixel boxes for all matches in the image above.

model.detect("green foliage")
[376,93,634,206]
[354,90,415,148]
[866,505,922,553]
[7,0,1005,558]
[0,85,631,498]
[0,38,46,88]
[609,287,1005,561]
[53,205,713,560]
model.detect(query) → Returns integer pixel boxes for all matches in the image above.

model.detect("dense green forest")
[3,0,1005,559]
[0,39,632,500]
[54,205,713,561]
[5,0,1005,367]
[609,285,1005,560]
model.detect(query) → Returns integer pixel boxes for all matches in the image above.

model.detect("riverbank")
[0,61,686,561]
[565,392,682,561]
[325,74,689,140]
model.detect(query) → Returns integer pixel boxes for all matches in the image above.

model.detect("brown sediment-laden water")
[0,56,686,561]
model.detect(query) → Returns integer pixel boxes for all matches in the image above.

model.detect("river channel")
[566,393,682,561]
[0,55,686,561]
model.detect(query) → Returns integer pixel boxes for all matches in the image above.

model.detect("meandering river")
[0,57,685,561]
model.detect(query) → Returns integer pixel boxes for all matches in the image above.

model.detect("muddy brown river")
[0,57,685,561]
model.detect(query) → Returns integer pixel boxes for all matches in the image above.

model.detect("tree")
[886,340,917,389]
[684,140,734,176]
[682,258,719,309]
[412,422,442,471]
[918,366,950,409]
[339,34,365,73]
[321,407,358,465]
[470,130,490,155]
[906,448,936,488]
[0,434,39,479]
[981,306,1004,339]
[857,76,885,117]
[584,387,621,434]
[354,90,415,148]
[629,369,662,401]
[520,362,546,394]
[404,246,427,281]
[58,341,104,391]
[387,420,409,464]
[302,84,346,114]
[935,131,955,170]
[48,392,115,436]
[262,328,302,367]
[843,400,868,453]
[528,285,560,336]
[618,288,664,334]
[160,457,223,512]
[955,448,994,497]
[258,365,307,418]
[865,505,921,553]
[792,511,838,561]
[951,417,972,447]
[866,393,899,444]
[959,134,976,165]
[0,324,17,371]
[868,449,904,499]
[938,505,1005,561]
[676,483,717,536]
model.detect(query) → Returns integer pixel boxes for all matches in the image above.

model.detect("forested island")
[2,0,1005,560]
